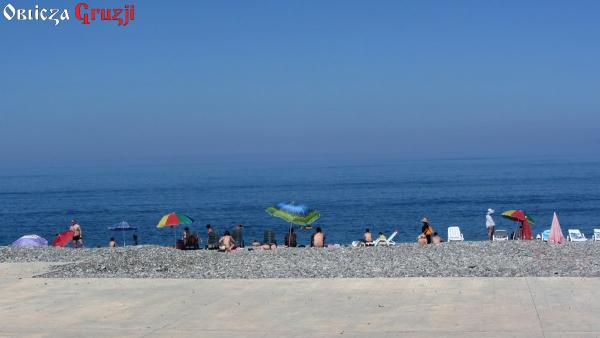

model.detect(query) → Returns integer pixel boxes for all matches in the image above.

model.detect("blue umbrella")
[108,221,138,246]
[12,235,48,247]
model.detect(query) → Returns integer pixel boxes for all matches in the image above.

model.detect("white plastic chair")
[492,229,508,241]
[447,226,464,242]
[374,231,397,246]
[593,229,600,242]
[568,229,586,242]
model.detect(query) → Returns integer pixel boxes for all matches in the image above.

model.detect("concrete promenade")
[1,263,599,337]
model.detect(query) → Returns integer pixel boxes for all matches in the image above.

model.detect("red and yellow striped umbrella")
[156,212,194,228]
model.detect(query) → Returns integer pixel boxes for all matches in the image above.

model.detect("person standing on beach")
[70,219,83,248]
[206,224,218,250]
[486,208,496,240]
[232,224,245,248]
[421,217,434,244]
[284,227,297,247]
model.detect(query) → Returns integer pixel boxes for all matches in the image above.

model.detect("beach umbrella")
[157,212,194,243]
[12,234,48,247]
[501,210,534,240]
[501,210,535,224]
[266,202,320,246]
[548,212,565,244]
[108,221,138,246]
[52,230,74,247]
[266,202,320,226]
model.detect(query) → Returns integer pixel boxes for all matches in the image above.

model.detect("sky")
[1,0,599,166]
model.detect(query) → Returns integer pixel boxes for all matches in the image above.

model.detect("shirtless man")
[363,228,373,245]
[311,227,325,248]
[219,231,236,252]
[70,219,83,248]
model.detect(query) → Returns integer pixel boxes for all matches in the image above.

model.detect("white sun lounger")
[540,229,550,242]
[447,226,464,242]
[567,229,586,242]
[594,229,600,242]
[374,231,397,246]
[493,229,508,241]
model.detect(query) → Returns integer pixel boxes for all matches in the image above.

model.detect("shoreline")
[2,241,599,278]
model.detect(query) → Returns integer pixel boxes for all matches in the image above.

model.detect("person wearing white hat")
[486,209,495,241]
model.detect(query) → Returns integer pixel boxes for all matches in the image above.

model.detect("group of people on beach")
[182,224,327,252]
[70,208,501,249]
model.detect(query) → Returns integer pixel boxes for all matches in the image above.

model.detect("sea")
[1,157,599,247]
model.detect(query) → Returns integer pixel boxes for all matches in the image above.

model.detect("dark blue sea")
[1,158,599,247]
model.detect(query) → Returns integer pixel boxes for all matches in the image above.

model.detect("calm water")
[1,158,599,247]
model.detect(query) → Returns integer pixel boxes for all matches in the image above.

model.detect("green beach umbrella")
[266,202,320,226]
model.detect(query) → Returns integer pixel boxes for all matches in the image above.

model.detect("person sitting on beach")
[70,219,84,248]
[284,228,297,247]
[377,232,386,242]
[421,217,434,244]
[219,231,236,252]
[417,234,428,245]
[432,232,443,244]
[311,227,325,248]
[251,240,261,250]
[182,227,190,245]
[363,228,373,245]
[261,242,277,250]
[108,237,116,248]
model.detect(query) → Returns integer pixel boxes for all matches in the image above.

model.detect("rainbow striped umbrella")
[157,212,194,228]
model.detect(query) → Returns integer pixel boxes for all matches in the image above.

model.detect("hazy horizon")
[2,1,599,166]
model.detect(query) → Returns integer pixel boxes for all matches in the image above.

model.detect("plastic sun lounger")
[373,231,397,246]
[540,229,550,242]
[492,229,508,241]
[594,229,600,242]
[568,229,587,242]
[447,226,464,242]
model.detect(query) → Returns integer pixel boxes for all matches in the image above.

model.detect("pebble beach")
[2,241,600,278]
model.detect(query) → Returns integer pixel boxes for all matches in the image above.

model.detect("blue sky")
[1,0,599,166]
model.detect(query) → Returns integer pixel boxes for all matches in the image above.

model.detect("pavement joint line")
[526,277,545,338]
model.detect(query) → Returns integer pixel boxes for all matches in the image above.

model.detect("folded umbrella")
[548,212,565,244]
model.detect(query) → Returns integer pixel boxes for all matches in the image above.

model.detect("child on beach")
[377,232,386,242]
[109,238,116,248]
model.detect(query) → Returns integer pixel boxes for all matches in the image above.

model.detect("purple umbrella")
[12,235,48,247]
